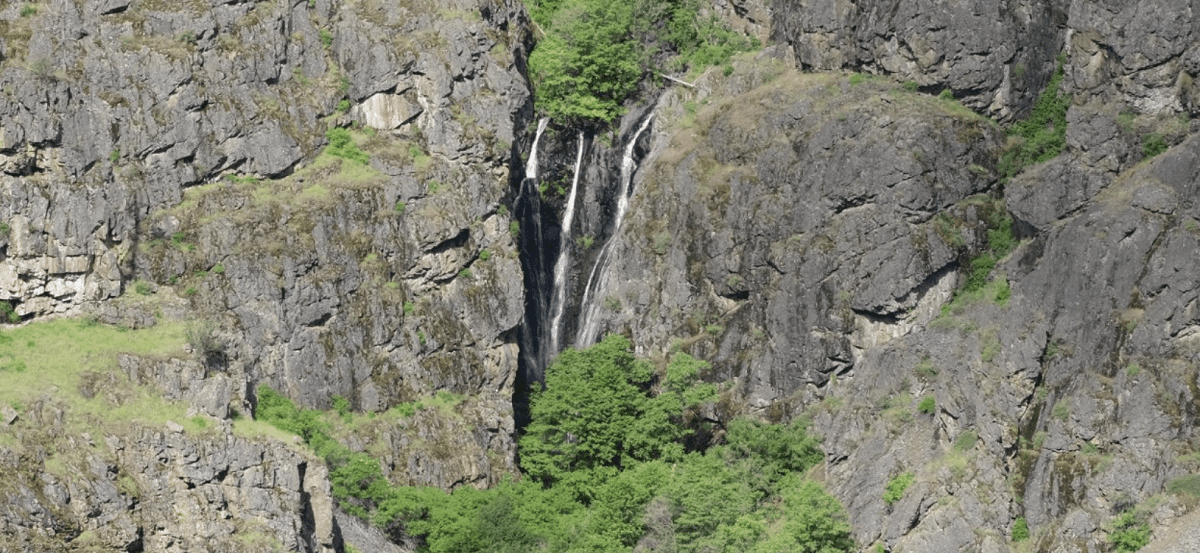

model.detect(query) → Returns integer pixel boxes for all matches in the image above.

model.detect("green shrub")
[902,80,919,92]
[319,29,333,49]
[337,99,351,113]
[325,128,369,164]
[394,201,406,214]
[883,472,914,505]
[1143,132,1168,159]
[134,281,153,296]
[917,395,936,415]
[1108,511,1151,552]
[509,221,519,238]
[1126,363,1141,377]
[403,301,415,316]
[1012,516,1029,541]
[1,301,20,323]
[19,4,36,17]
[478,249,491,262]
[849,73,866,86]
[999,56,1070,180]
[211,263,226,274]
[109,149,120,163]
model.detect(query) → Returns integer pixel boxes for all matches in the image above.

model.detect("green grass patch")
[0,317,207,437]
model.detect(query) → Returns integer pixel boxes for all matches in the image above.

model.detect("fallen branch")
[659,68,711,88]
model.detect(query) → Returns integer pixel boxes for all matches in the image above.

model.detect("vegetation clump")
[528,0,757,124]
[999,55,1070,180]
[325,127,370,164]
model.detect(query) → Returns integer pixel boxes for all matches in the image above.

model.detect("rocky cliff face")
[2,0,530,549]
[558,1,1200,551]
[4,0,1200,551]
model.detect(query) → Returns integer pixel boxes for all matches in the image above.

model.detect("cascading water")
[515,118,552,390]
[574,113,654,348]
[547,132,587,355]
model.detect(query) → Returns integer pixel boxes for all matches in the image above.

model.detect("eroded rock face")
[572,39,1200,553]
[0,400,337,553]
[0,0,531,512]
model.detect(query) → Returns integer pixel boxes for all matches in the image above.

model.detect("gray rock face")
[0,0,531,493]
[568,30,1200,553]
[0,399,337,553]
[769,0,1068,120]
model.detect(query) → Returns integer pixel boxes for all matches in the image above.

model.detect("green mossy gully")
[528,0,758,124]
[258,335,854,552]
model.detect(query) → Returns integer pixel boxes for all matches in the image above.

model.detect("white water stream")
[574,113,654,348]
[548,132,587,354]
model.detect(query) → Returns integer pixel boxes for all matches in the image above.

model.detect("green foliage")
[1142,132,1167,159]
[109,148,120,163]
[939,89,954,100]
[883,472,914,506]
[325,128,370,164]
[1,301,20,324]
[394,201,406,214]
[576,234,595,249]
[953,430,978,452]
[19,4,36,17]
[1126,362,1141,377]
[509,220,520,238]
[519,334,695,497]
[849,73,866,86]
[133,281,153,296]
[337,99,351,113]
[529,0,756,123]
[1012,516,1030,541]
[479,249,491,262]
[1108,511,1151,552]
[211,263,226,274]
[1000,57,1071,180]
[917,395,936,415]
[528,0,640,123]
[319,29,333,49]
[902,80,919,92]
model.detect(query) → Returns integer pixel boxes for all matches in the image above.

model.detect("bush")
[1,301,20,323]
[325,128,369,164]
[883,472,914,506]
[917,395,936,415]
[999,56,1070,180]
[1143,133,1167,159]
[1012,516,1029,541]
[1108,511,1151,552]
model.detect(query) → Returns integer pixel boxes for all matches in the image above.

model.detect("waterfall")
[548,132,587,355]
[516,117,552,386]
[574,113,654,348]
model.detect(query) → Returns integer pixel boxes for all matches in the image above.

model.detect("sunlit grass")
[0,317,216,437]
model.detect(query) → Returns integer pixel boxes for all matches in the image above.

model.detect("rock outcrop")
[0,398,337,553]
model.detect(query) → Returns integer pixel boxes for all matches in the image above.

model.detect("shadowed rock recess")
[3,0,1200,551]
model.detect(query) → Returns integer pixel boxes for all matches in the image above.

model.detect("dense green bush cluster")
[999,56,1070,180]
[528,0,757,123]
[256,334,855,552]
[325,127,370,164]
